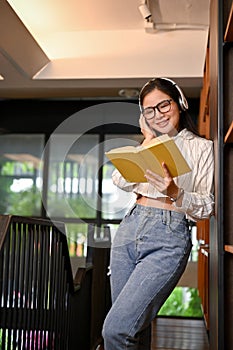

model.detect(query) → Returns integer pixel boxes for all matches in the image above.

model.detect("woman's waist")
[136,195,183,213]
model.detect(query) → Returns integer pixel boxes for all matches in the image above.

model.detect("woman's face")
[142,88,180,136]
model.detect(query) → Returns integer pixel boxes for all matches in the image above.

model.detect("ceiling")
[0,0,210,99]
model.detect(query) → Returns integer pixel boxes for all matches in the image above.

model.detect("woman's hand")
[144,162,179,199]
[139,114,155,146]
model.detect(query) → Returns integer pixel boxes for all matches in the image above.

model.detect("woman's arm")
[173,141,214,221]
[112,168,137,192]
[144,138,214,221]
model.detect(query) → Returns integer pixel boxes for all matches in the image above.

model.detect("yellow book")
[105,134,191,182]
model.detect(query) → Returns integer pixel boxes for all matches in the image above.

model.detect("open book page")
[105,135,191,182]
[108,134,170,154]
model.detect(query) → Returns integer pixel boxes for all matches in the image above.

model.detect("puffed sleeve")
[112,169,137,192]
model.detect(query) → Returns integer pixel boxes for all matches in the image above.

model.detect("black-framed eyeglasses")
[142,99,173,120]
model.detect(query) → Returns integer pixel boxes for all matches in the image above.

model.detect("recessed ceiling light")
[118,89,139,98]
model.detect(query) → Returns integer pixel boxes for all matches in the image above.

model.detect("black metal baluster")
[48,226,57,348]
[25,224,35,349]
[1,231,10,349]
[37,223,45,349]
[22,223,30,348]
[12,222,21,349]
[40,224,49,349]
[34,224,41,349]
[18,222,27,350]
[57,240,63,349]
[8,224,16,350]
[32,223,39,350]
[52,229,60,349]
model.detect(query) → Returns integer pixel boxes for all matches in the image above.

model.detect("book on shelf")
[224,1,233,42]
[224,120,233,143]
[105,134,191,183]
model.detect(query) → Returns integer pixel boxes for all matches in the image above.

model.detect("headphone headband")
[159,77,189,111]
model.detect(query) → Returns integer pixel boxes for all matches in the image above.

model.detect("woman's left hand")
[144,162,178,198]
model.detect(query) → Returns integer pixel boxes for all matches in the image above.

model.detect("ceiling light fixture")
[138,1,208,34]
[138,1,152,21]
[118,88,140,98]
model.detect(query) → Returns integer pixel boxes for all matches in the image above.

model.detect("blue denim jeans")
[102,204,192,350]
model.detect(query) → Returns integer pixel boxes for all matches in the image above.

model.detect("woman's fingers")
[144,163,174,194]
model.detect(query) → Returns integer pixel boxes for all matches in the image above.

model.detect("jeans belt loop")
[162,209,171,225]
[162,210,166,224]
[167,210,171,225]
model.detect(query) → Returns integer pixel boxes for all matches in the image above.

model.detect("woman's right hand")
[139,114,156,146]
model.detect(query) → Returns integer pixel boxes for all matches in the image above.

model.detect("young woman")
[102,78,214,350]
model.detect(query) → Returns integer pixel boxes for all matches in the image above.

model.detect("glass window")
[44,134,99,219]
[158,287,203,317]
[65,223,116,258]
[0,134,44,216]
[65,222,89,257]
[102,134,142,219]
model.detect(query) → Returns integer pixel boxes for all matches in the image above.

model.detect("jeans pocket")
[167,217,189,240]
[125,204,136,217]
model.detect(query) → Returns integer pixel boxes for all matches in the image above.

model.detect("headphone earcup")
[160,77,189,111]
[176,84,189,111]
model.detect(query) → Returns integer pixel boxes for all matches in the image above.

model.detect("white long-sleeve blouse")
[112,128,214,222]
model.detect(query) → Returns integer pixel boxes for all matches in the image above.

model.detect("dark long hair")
[139,78,199,136]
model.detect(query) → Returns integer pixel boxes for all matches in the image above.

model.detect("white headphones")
[159,77,189,111]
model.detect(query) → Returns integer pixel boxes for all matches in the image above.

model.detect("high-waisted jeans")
[102,204,192,350]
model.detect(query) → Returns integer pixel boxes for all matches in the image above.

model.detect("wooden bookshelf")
[224,120,233,143]
[224,2,233,42]
[207,1,233,348]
